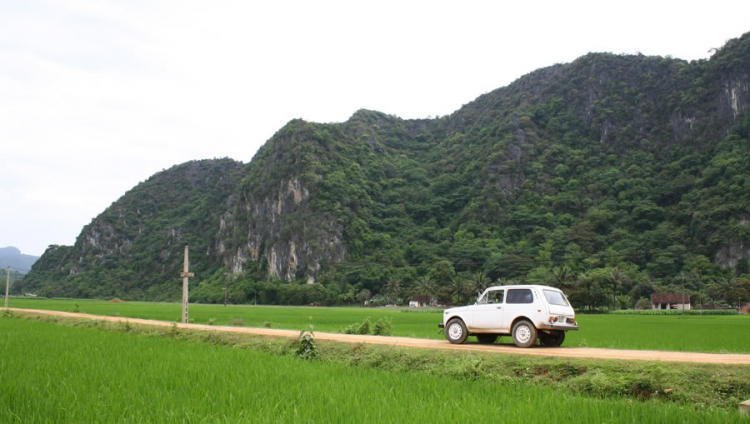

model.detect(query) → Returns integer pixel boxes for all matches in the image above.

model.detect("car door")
[502,288,536,330]
[469,289,505,330]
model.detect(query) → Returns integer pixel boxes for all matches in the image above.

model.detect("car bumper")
[538,322,579,331]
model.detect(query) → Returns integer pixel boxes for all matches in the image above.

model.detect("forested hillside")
[19,32,750,309]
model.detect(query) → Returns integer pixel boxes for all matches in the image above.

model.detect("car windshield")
[543,290,569,306]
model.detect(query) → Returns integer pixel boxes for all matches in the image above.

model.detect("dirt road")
[6,307,750,365]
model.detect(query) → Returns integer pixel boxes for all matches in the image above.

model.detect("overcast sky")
[1,0,749,257]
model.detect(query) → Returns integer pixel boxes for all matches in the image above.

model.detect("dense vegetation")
[9,298,750,353]
[18,32,750,309]
[2,315,749,421]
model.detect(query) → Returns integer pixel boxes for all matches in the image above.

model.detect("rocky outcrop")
[218,176,345,282]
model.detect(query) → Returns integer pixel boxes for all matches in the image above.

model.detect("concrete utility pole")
[180,246,194,323]
[5,267,9,308]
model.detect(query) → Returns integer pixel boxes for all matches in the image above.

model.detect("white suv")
[439,285,578,348]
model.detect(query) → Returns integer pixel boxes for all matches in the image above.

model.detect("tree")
[449,274,468,305]
[415,275,437,301]
[356,289,372,305]
[470,271,491,297]
[608,267,627,310]
[552,265,576,292]
[384,277,402,299]
[708,277,750,309]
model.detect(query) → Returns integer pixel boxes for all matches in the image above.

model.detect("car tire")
[445,319,468,344]
[512,320,538,348]
[539,330,565,347]
[476,334,498,344]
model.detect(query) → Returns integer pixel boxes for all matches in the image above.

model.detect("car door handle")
[496,306,502,309]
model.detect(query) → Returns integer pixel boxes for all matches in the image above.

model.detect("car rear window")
[543,290,569,306]
[506,289,533,304]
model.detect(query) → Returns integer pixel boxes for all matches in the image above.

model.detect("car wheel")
[539,330,565,347]
[445,319,468,344]
[476,334,498,344]
[512,320,538,348]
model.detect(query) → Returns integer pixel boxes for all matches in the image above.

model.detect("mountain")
[19,32,750,307]
[0,247,39,273]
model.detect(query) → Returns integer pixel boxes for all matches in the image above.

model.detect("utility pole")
[180,246,194,323]
[4,267,9,308]
[681,273,686,315]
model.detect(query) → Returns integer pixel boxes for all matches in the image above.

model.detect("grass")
[1,316,747,423]
[8,298,750,352]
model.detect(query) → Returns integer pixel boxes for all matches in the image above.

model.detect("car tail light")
[566,318,575,324]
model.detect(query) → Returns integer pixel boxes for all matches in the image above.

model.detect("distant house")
[741,303,750,314]
[651,294,691,310]
[409,295,433,308]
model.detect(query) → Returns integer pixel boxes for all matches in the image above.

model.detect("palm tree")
[449,275,467,305]
[709,277,750,309]
[384,277,402,299]
[470,271,491,298]
[552,265,576,292]
[415,275,437,304]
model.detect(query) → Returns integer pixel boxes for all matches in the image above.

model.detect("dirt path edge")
[5,307,750,365]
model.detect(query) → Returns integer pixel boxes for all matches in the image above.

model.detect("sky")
[1,0,749,257]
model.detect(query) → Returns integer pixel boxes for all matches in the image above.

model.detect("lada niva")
[439,285,578,347]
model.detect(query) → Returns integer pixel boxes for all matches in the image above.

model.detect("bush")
[356,318,371,335]
[207,318,217,326]
[229,317,247,326]
[297,326,317,360]
[372,317,393,336]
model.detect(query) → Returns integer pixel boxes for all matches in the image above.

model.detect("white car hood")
[444,306,471,315]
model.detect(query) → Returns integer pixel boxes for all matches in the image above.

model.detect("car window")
[488,290,504,304]
[477,290,504,305]
[543,290,569,306]
[506,289,533,304]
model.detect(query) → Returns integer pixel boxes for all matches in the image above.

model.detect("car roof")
[483,284,561,292]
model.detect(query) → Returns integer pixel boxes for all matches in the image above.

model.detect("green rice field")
[8,298,750,353]
[0,318,745,423]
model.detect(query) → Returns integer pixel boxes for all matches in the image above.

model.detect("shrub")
[263,321,272,328]
[297,325,317,360]
[372,317,393,336]
[207,318,217,326]
[228,317,246,326]
[356,318,371,335]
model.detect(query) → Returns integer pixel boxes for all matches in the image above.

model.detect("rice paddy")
[8,298,750,353]
[1,317,746,423]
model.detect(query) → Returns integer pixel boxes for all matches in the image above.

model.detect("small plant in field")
[356,318,371,335]
[297,324,317,360]
[2,310,14,319]
[73,304,80,313]
[122,321,132,332]
[229,317,246,327]
[263,321,272,328]
[112,313,120,317]
[372,317,393,336]
[207,318,217,326]
[170,322,179,337]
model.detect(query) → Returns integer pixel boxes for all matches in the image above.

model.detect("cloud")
[2,0,750,255]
